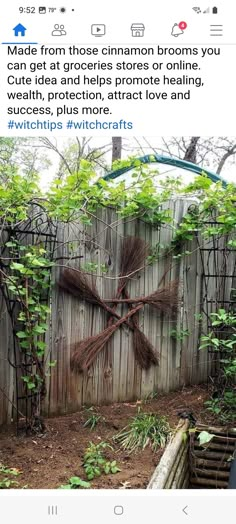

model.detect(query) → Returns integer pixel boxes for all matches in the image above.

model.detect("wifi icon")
[192,6,201,13]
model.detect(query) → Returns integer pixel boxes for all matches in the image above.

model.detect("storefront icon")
[131,23,145,37]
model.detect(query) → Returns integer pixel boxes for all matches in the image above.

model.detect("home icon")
[131,23,145,37]
[13,23,27,37]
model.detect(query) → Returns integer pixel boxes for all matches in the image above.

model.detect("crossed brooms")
[59,237,179,372]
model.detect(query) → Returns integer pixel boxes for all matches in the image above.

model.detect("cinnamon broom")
[104,280,180,314]
[123,287,158,369]
[107,236,149,323]
[59,237,158,368]
[71,302,145,372]
[59,268,160,371]
[108,236,158,369]
[59,267,179,315]
[59,266,178,371]
[70,279,179,372]
[59,267,140,329]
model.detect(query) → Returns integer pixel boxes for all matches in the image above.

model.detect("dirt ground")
[0,385,214,489]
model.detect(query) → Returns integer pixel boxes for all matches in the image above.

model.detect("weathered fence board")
[1,198,235,424]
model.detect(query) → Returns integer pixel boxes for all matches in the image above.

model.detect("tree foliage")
[0,154,236,426]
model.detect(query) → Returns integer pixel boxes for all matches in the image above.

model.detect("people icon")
[51,24,67,36]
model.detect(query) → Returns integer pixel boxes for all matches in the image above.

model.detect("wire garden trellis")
[196,214,236,392]
[0,208,57,434]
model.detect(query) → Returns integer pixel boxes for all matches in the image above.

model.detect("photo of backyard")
[0,136,235,490]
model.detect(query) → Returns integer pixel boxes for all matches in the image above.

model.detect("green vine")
[1,160,236,428]
[4,242,55,411]
[199,309,236,423]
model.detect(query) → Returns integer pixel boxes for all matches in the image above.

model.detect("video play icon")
[91,24,106,36]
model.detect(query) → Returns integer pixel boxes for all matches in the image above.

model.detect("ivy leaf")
[198,431,215,446]
[80,215,92,225]
[16,331,27,339]
[30,258,46,267]
[6,241,17,247]
[48,360,57,367]
[19,341,30,349]
[33,326,46,334]
[8,285,17,292]
[27,383,36,390]
[37,341,46,350]
[69,477,90,488]
[22,268,34,276]
[10,262,25,272]
[111,466,121,473]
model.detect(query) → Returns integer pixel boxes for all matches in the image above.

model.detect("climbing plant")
[199,309,236,423]
[9,244,54,400]
[0,160,178,430]
[172,177,236,248]
[1,159,236,430]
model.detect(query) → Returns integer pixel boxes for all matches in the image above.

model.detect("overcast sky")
[39,137,236,188]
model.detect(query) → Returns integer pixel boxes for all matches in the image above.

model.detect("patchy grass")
[114,411,171,452]
[0,385,212,489]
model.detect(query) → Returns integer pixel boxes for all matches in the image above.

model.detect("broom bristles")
[143,280,179,313]
[133,327,159,369]
[60,246,177,372]
[71,322,159,372]
[60,269,179,314]
[58,267,103,307]
[71,303,143,372]
[104,280,180,314]
[118,236,149,290]
[71,323,159,372]
[59,267,144,329]
[71,324,117,372]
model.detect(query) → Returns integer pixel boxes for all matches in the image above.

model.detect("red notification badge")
[178,21,187,30]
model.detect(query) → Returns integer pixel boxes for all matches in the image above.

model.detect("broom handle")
[77,302,146,371]
[110,302,144,329]
[100,299,137,331]
[104,297,146,304]
[106,237,148,326]
[122,286,141,331]
[106,281,127,327]
[107,238,148,325]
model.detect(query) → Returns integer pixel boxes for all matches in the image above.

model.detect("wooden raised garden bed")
[147,422,236,489]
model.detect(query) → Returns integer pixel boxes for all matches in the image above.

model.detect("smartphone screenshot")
[0,1,235,522]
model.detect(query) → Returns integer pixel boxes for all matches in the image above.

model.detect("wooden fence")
[0,198,235,424]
